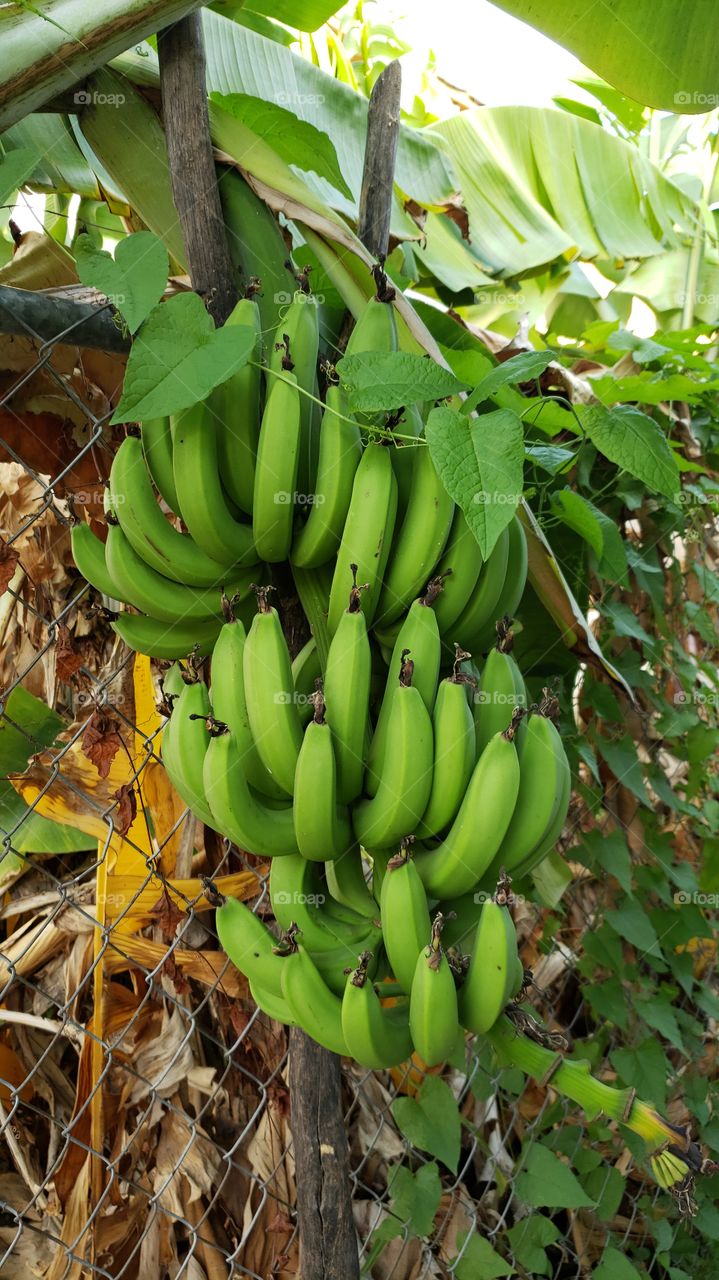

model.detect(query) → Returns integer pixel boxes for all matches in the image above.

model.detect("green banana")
[450,523,510,657]
[503,734,571,880]
[171,400,256,565]
[203,727,298,857]
[269,855,373,951]
[375,445,454,626]
[431,508,484,638]
[209,619,286,800]
[243,589,303,797]
[327,443,398,635]
[290,383,362,568]
[292,688,352,862]
[267,290,320,495]
[218,169,297,337]
[325,846,377,919]
[212,296,262,516]
[365,596,441,797]
[468,516,529,654]
[215,893,289,999]
[341,952,413,1069]
[248,978,296,1025]
[416,656,477,839]
[161,678,217,828]
[113,611,221,659]
[473,638,528,757]
[105,522,253,624]
[409,914,460,1067]
[380,841,432,994]
[141,417,180,516]
[291,636,322,727]
[280,942,349,1055]
[459,875,519,1034]
[353,654,434,849]
[323,571,372,805]
[109,436,239,587]
[413,719,522,898]
[490,712,567,872]
[252,370,302,562]
[71,522,125,602]
[344,294,397,357]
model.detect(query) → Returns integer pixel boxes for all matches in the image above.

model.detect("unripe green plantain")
[380,839,432,994]
[409,914,460,1067]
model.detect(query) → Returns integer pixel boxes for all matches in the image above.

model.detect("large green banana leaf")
[224,0,344,33]
[488,0,719,114]
[0,0,211,132]
[424,107,696,277]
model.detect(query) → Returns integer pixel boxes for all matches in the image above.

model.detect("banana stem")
[487,1016,680,1154]
[291,564,333,668]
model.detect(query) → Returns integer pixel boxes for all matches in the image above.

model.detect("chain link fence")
[0,315,689,1279]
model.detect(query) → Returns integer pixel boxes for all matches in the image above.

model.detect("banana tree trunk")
[0,0,210,131]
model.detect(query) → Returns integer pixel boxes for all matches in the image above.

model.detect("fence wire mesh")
[0,316,687,1279]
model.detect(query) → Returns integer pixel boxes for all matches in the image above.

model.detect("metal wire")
[0,326,675,1279]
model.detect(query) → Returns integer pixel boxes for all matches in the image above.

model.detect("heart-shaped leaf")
[336,351,467,412]
[75,230,168,334]
[111,293,256,423]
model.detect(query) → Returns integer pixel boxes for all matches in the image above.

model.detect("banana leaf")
[488,0,719,114]
[0,0,211,132]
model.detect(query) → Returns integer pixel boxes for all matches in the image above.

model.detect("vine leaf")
[392,1075,460,1172]
[336,351,467,412]
[426,404,524,558]
[581,403,680,498]
[112,294,256,423]
[74,230,168,334]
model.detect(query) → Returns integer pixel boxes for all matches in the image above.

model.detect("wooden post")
[157,14,239,326]
[358,61,402,263]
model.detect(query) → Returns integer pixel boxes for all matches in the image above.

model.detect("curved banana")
[375,445,454,626]
[209,619,286,800]
[141,416,180,516]
[248,977,296,1025]
[490,713,566,872]
[280,941,348,1055]
[413,719,522,898]
[171,400,256,565]
[353,655,434,850]
[469,516,528,654]
[243,589,303,797]
[416,657,477,839]
[473,638,528,757]
[291,636,322,728]
[409,914,460,1067]
[215,893,289,999]
[269,855,375,952]
[252,370,302,562]
[459,875,519,1034]
[113,611,222,659]
[323,571,372,805]
[450,523,510,657]
[431,509,484,638]
[365,596,441,797]
[267,290,320,495]
[344,294,397,358]
[161,678,217,828]
[327,443,398,635]
[203,728,299,858]
[325,846,377,919]
[109,436,239,586]
[212,296,262,516]
[380,841,432,994]
[105,522,254,624]
[504,735,571,880]
[341,952,413,1069]
[293,688,352,862]
[71,522,126,602]
[291,383,362,568]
